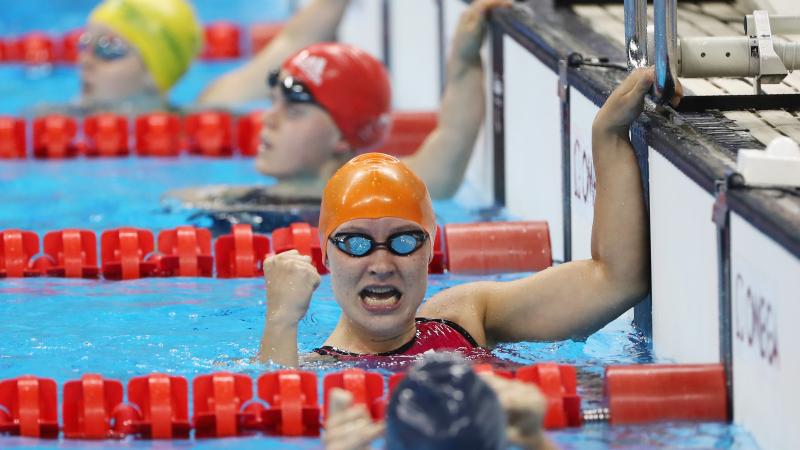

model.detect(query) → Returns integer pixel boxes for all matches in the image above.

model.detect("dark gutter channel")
[492,0,800,259]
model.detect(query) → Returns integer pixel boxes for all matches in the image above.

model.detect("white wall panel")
[337,0,384,62]
[649,150,720,362]
[502,37,564,261]
[569,92,598,260]
[731,213,800,450]
[389,0,441,110]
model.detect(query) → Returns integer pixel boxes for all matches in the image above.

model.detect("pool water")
[0,1,760,448]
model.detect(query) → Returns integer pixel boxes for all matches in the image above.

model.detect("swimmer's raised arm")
[258,250,321,367]
[403,0,511,199]
[198,0,351,106]
[422,68,655,345]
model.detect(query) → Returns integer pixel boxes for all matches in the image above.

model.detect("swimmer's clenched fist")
[264,250,321,324]
[260,250,321,366]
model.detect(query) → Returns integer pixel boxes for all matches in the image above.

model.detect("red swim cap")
[281,43,392,150]
[319,153,436,262]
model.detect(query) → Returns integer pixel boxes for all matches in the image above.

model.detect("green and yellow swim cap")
[90,0,203,93]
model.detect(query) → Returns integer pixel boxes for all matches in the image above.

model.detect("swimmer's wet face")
[327,217,431,339]
[256,72,349,179]
[79,23,156,104]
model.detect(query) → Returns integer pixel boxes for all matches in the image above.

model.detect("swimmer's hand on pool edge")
[593,67,682,139]
[451,0,512,65]
[594,67,656,139]
[258,250,321,367]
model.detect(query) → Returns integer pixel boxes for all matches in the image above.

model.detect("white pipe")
[744,15,800,36]
[679,36,800,78]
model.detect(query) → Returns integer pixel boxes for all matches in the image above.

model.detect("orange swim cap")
[319,153,436,262]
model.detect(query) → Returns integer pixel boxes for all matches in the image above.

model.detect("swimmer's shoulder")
[419,281,491,346]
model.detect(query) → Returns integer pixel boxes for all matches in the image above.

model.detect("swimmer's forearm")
[258,320,299,367]
[590,125,649,298]
[199,0,351,106]
[279,0,350,45]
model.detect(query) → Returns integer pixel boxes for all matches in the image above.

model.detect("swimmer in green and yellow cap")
[79,0,202,110]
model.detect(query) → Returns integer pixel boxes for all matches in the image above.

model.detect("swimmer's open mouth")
[359,285,402,312]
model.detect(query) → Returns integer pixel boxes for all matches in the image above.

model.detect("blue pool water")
[0,1,760,449]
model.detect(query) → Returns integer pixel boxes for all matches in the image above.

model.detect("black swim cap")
[385,353,507,450]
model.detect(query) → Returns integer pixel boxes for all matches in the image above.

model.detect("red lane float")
[323,369,384,421]
[135,113,182,157]
[444,221,552,274]
[84,113,129,157]
[100,228,158,280]
[605,364,728,425]
[193,372,252,438]
[156,226,214,277]
[516,363,582,429]
[0,376,59,438]
[202,22,241,59]
[0,230,40,278]
[62,374,124,439]
[249,23,283,54]
[19,32,55,65]
[258,370,320,436]
[32,115,78,158]
[185,111,234,157]
[236,110,262,156]
[0,116,26,158]
[373,111,437,157]
[60,29,83,64]
[39,229,99,278]
[214,224,270,278]
[3,39,21,62]
[272,222,327,274]
[128,374,191,439]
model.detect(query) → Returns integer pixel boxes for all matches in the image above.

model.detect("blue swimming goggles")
[267,69,321,107]
[78,33,130,61]
[329,231,428,257]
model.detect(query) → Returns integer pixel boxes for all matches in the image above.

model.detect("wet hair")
[385,353,507,450]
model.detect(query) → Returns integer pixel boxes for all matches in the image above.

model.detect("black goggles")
[329,231,429,257]
[267,70,320,106]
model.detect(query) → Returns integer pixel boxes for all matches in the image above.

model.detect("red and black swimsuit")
[313,317,492,360]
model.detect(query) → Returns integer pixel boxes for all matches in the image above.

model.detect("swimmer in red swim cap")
[259,67,656,366]
[177,0,514,214]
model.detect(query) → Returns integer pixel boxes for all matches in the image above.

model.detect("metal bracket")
[751,10,789,94]
[559,59,572,262]
[712,171,744,422]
